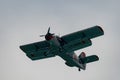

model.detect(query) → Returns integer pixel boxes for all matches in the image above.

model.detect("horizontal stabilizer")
[82,55,99,64]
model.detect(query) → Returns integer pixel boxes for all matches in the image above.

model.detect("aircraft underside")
[20,26,104,71]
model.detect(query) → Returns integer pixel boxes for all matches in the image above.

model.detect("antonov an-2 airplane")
[20,25,104,71]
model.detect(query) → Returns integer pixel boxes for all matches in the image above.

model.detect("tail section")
[78,52,87,70]
[78,52,99,70]
[82,55,99,64]
[79,52,99,64]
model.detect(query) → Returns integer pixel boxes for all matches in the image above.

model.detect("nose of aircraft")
[45,33,54,40]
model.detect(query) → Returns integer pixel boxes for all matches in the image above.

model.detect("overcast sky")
[0,0,120,80]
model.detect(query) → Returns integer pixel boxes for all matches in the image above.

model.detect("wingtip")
[94,55,99,61]
[19,45,26,53]
[19,45,23,50]
[95,25,104,35]
[98,26,104,35]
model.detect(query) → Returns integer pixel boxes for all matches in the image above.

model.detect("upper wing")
[20,40,57,60]
[61,26,104,52]
[61,26,104,43]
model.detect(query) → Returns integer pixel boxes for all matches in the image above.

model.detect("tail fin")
[79,52,86,70]
[79,52,86,59]
[78,52,99,70]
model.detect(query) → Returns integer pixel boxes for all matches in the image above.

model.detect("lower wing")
[20,41,57,60]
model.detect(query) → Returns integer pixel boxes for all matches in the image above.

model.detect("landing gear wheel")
[78,68,81,71]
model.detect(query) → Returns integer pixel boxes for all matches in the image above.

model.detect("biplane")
[20,26,104,71]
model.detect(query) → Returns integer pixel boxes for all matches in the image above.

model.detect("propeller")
[47,27,50,34]
[40,27,50,37]
[40,35,45,37]
[40,27,54,40]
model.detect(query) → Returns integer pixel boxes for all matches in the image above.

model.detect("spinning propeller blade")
[47,27,50,34]
[40,35,45,37]
[40,27,50,37]
[40,27,54,39]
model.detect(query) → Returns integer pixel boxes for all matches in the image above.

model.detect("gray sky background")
[0,0,120,80]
